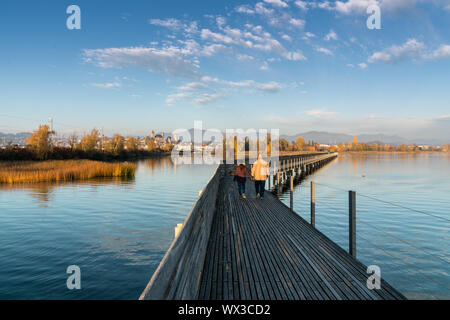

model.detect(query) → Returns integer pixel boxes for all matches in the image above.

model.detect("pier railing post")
[276,172,281,195]
[349,191,356,259]
[290,175,294,211]
[311,181,315,227]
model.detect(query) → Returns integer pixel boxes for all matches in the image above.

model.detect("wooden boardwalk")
[197,170,405,300]
[140,159,405,300]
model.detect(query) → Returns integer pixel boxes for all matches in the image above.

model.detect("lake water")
[279,153,449,299]
[0,154,449,299]
[0,158,217,300]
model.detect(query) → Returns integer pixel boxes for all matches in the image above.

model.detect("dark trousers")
[237,181,246,195]
[255,180,266,197]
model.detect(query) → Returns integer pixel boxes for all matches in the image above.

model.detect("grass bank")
[0,160,136,184]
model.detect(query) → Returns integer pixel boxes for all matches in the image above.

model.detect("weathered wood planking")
[139,165,224,300]
[198,165,406,300]
[141,154,405,300]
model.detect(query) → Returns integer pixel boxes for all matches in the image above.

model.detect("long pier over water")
[140,153,405,300]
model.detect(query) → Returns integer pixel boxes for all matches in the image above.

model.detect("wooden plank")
[149,162,405,301]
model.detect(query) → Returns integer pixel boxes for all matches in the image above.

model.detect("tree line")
[278,137,449,153]
[0,125,174,161]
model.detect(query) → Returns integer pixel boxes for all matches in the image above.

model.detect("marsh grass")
[0,160,136,184]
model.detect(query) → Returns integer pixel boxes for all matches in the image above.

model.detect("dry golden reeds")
[0,160,135,184]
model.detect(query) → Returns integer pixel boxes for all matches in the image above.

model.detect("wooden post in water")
[290,175,294,211]
[310,181,315,227]
[349,191,356,258]
[277,172,281,195]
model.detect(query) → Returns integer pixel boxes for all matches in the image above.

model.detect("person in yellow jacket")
[251,154,270,199]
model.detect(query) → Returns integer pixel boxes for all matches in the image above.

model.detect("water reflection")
[142,156,176,174]
[0,177,136,206]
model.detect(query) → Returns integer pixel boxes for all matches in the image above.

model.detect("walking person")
[234,163,253,199]
[252,154,270,199]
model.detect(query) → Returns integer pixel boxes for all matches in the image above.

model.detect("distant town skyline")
[1,0,450,140]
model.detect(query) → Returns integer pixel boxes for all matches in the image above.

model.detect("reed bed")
[0,160,136,184]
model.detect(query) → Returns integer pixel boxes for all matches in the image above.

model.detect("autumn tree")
[147,139,157,151]
[279,138,290,152]
[125,137,139,152]
[294,137,306,151]
[25,125,52,160]
[80,129,100,152]
[398,144,409,152]
[105,134,124,156]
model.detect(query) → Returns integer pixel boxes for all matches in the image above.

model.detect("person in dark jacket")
[234,163,253,199]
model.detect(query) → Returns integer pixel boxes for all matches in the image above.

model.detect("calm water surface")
[0,158,217,299]
[279,153,449,299]
[0,154,449,299]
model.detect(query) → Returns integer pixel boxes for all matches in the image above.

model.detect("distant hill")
[281,131,445,146]
[282,131,354,145]
[0,132,31,145]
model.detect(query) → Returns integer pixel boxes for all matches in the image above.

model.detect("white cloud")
[225,80,283,92]
[289,18,306,28]
[201,29,234,44]
[194,93,225,105]
[324,29,338,41]
[358,62,368,69]
[177,82,209,91]
[84,46,200,78]
[256,81,283,92]
[166,78,285,106]
[149,18,199,35]
[334,0,379,14]
[264,0,289,8]
[318,0,450,14]
[284,51,307,61]
[369,40,450,64]
[201,25,307,61]
[368,38,425,63]
[302,32,316,40]
[316,47,333,55]
[305,109,338,118]
[255,2,275,15]
[235,5,255,14]
[368,51,392,63]
[201,44,227,56]
[149,18,182,29]
[294,1,309,11]
[281,34,292,41]
[236,53,255,61]
[260,61,270,70]
[216,17,226,28]
[166,92,191,106]
[429,44,450,60]
[91,82,121,89]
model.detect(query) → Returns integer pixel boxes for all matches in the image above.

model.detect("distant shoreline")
[342,151,447,154]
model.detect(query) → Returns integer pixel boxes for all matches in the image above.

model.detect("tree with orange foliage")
[79,129,100,153]
[125,137,139,152]
[25,125,52,160]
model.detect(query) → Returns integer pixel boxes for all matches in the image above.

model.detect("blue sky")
[0,0,449,140]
